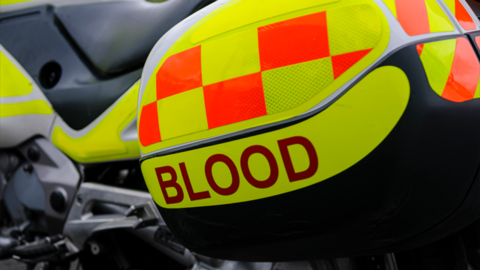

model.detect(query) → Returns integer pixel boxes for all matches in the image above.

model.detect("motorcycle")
[0,0,479,269]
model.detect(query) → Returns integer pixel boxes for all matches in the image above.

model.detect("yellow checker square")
[327,4,382,56]
[157,87,209,140]
[201,28,261,86]
[419,39,456,96]
[425,0,454,33]
[140,79,157,108]
[262,57,334,115]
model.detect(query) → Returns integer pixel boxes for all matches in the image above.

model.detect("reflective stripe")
[0,100,52,118]
[382,0,454,36]
[444,0,476,31]
[0,51,33,97]
[418,37,480,102]
[140,3,384,147]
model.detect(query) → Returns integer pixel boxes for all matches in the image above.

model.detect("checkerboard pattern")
[417,37,480,102]
[139,4,382,146]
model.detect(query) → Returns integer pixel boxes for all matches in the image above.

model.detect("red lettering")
[179,162,211,201]
[240,145,279,189]
[155,166,184,204]
[278,136,318,182]
[205,154,240,196]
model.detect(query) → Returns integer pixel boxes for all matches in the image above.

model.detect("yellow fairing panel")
[0,51,33,97]
[52,83,140,163]
[0,100,52,117]
[0,0,32,5]
[142,66,410,209]
[139,0,390,154]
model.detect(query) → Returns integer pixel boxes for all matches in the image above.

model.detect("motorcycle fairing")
[0,45,55,148]
[137,0,480,261]
[144,41,480,262]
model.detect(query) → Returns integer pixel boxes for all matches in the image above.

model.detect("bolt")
[22,164,33,173]
[76,194,83,205]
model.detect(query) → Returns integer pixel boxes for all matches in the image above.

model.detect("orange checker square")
[156,46,202,100]
[331,49,371,79]
[416,44,424,56]
[395,0,430,36]
[455,0,476,31]
[203,72,267,129]
[139,101,161,146]
[258,11,329,71]
[442,38,479,102]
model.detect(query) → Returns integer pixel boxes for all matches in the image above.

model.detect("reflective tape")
[139,2,385,147]
[444,0,476,31]
[382,0,454,36]
[418,37,480,102]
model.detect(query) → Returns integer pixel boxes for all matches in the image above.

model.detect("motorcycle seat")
[55,0,205,75]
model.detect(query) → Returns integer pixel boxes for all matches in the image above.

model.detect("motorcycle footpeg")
[11,235,63,259]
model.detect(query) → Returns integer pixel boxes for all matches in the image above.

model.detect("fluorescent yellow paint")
[0,51,33,97]
[327,4,382,55]
[158,87,208,140]
[191,0,340,44]
[419,39,457,96]
[0,0,32,5]
[142,66,410,208]
[382,0,397,18]
[444,0,456,15]
[202,28,260,85]
[262,57,333,114]
[139,0,390,155]
[425,0,455,33]
[0,100,52,118]
[475,78,480,98]
[52,83,140,163]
